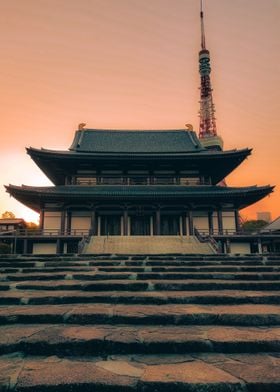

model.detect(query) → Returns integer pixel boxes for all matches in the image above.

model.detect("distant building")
[257,212,271,223]
[0,218,27,233]
[261,217,280,234]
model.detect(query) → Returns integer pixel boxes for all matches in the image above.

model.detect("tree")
[241,220,268,233]
[1,211,16,219]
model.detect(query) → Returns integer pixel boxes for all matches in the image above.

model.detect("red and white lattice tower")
[198,0,223,151]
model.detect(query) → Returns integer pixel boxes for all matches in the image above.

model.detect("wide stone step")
[2,272,280,285]
[2,258,280,268]
[1,353,280,391]
[1,324,280,356]
[2,265,280,274]
[0,304,279,326]
[5,279,280,291]
[2,271,280,282]
[97,266,280,272]
[1,290,280,306]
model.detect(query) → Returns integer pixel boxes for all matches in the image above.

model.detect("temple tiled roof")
[27,145,252,186]
[69,129,204,153]
[5,184,274,212]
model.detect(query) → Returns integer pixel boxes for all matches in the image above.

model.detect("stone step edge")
[1,324,280,356]
[0,304,279,326]
[1,353,279,392]
[1,290,280,305]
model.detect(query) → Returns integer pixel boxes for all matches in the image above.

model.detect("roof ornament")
[185,124,194,131]
[78,123,87,130]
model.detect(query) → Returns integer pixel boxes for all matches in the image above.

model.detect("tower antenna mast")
[198,0,223,150]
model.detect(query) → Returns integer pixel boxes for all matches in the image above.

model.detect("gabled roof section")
[69,129,204,153]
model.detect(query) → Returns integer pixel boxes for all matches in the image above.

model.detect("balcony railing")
[75,176,212,186]
[0,229,90,237]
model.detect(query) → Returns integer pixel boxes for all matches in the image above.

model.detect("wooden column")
[56,239,61,254]
[150,216,154,236]
[188,211,194,235]
[40,209,45,230]
[225,239,231,254]
[123,209,128,236]
[23,239,28,254]
[182,213,187,236]
[66,211,72,235]
[234,209,240,233]
[217,210,223,235]
[208,211,214,235]
[90,210,96,235]
[60,210,66,235]
[156,209,161,235]
[258,238,263,254]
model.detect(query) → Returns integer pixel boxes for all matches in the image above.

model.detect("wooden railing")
[0,229,90,237]
[194,227,220,253]
[75,176,212,186]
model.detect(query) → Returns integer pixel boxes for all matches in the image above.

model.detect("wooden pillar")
[150,216,153,236]
[90,210,96,236]
[225,239,231,254]
[208,211,214,235]
[217,210,223,235]
[188,211,194,235]
[258,238,263,254]
[23,239,28,254]
[234,209,240,233]
[179,216,183,236]
[156,209,161,235]
[40,209,45,230]
[66,211,72,235]
[123,209,128,236]
[56,239,61,254]
[182,213,187,236]
[60,210,66,235]
[97,216,101,236]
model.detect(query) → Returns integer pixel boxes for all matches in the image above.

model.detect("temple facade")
[5,128,274,254]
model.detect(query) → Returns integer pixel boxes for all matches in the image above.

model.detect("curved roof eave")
[5,184,274,213]
[26,146,252,159]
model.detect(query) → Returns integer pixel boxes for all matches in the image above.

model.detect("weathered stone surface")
[0,303,279,326]
[0,356,24,391]
[0,324,280,356]
[0,254,280,390]
[140,360,243,391]
[16,357,137,391]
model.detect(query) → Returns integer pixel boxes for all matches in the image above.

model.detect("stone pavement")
[0,253,280,391]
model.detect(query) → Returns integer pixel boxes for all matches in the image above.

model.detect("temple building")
[5,127,273,254]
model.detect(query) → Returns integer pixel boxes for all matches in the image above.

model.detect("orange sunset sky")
[0,0,279,223]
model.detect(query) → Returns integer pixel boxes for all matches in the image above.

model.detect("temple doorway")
[130,216,150,235]
[160,215,180,235]
[100,216,121,235]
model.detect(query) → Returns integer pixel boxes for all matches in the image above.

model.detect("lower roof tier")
[5,184,274,212]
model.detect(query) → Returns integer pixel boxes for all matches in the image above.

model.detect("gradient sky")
[0,0,279,223]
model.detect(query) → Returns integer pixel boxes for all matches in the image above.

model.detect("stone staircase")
[83,235,215,254]
[0,253,280,391]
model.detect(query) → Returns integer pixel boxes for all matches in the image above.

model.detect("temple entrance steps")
[83,235,216,254]
[0,253,280,391]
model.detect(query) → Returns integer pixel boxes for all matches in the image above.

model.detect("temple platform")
[83,235,216,254]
